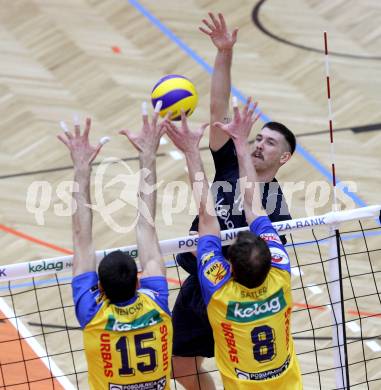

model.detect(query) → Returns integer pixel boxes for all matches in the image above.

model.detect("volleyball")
[151,74,198,121]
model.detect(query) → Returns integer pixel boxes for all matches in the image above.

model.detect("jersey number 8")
[251,325,276,362]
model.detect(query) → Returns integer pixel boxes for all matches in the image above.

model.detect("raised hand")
[213,97,260,145]
[120,101,169,155]
[164,110,208,154]
[57,117,109,169]
[199,12,238,51]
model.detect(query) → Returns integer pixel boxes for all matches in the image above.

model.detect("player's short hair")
[98,250,137,303]
[262,122,296,154]
[228,231,271,288]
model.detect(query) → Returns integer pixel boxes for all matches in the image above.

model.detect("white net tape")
[2,205,380,282]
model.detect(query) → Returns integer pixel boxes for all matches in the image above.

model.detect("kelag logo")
[0,268,7,277]
[227,289,286,322]
[105,310,162,331]
[28,261,64,273]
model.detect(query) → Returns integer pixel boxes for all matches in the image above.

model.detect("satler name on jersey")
[227,289,286,322]
[270,247,290,265]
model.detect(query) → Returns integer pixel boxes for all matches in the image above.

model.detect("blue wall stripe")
[129,0,370,209]
[296,144,367,207]
[129,0,213,75]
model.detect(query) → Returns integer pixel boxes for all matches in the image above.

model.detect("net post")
[328,225,350,389]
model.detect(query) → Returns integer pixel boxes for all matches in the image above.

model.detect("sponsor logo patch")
[201,251,215,265]
[109,376,166,389]
[0,268,7,277]
[203,260,227,285]
[226,289,287,322]
[270,247,290,265]
[260,233,282,244]
[105,310,162,331]
[28,260,64,273]
[235,355,290,380]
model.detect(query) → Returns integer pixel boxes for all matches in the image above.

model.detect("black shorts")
[172,275,214,358]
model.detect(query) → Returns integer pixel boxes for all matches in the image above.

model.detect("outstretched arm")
[120,103,168,277]
[164,112,219,238]
[200,12,238,151]
[57,118,108,277]
[214,98,266,225]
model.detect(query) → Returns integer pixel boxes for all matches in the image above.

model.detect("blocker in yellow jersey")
[63,111,172,390]
[197,216,302,390]
[73,273,172,390]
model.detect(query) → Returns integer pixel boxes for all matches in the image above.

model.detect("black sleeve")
[176,252,198,276]
[263,181,291,222]
[264,181,291,245]
[211,139,239,181]
[190,215,199,233]
[179,215,201,275]
[189,140,238,233]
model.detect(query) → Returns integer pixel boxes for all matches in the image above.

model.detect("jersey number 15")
[116,332,157,375]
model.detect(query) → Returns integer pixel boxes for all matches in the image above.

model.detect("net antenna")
[324,30,350,389]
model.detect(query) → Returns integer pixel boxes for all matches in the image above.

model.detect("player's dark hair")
[262,122,296,154]
[228,231,271,288]
[98,250,137,303]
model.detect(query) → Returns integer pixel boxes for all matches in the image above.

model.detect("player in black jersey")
[171,13,297,389]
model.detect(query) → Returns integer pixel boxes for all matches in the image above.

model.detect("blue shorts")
[172,274,214,358]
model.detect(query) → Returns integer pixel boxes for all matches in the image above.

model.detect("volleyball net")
[0,205,380,390]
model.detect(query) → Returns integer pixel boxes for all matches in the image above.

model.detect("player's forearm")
[185,149,218,236]
[234,141,266,224]
[138,153,157,221]
[210,49,233,150]
[72,168,96,275]
[136,153,163,273]
[186,150,208,214]
[211,50,232,119]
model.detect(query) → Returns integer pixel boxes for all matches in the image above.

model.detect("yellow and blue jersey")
[197,216,302,390]
[72,273,172,390]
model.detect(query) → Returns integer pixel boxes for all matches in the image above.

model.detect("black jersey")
[190,139,291,231]
[180,139,291,275]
